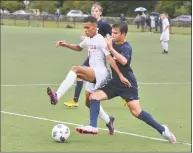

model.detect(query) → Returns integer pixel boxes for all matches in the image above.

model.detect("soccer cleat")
[162,125,176,143]
[75,125,98,135]
[47,87,58,105]
[64,100,79,107]
[123,99,127,106]
[106,116,115,135]
[162,50,168,54]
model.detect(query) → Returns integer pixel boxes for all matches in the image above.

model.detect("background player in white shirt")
[47,16,130,135]
[150,15,155,32]
[160,13,170,54]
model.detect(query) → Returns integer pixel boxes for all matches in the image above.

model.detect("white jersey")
[79,34,111,93]
[79,34,110,67]
[162,18,170,33]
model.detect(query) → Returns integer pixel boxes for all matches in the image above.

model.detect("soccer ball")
[51,124,70,142]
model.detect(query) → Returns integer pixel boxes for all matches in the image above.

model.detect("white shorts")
[160,32,169,41]
[85,66,111,93]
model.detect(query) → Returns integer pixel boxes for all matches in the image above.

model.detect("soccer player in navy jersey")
[64,3,113,107]
[76,22,176,144]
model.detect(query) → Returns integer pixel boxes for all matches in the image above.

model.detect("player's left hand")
[119,75,132,87]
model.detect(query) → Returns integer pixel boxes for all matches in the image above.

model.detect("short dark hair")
[112,22,128,35]
[84,16,97,24]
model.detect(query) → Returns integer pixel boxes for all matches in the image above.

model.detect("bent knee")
[89,91,104,101]
[89,90,108,101]
[71,66,81,73]
[130,109,141,117]
[89,93,99,101]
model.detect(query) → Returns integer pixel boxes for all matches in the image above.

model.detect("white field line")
[0,82,191,87]
[1,111,191,146]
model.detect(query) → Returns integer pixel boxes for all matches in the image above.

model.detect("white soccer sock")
[56,70,77,100]
[161,42,165,50]
[99,105,110,124]
[164,42,168,51]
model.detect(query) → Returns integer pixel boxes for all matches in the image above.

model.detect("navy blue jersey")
[97,19,112,37]
[110,41,138,88]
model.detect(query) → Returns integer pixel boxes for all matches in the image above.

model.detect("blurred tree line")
[0,0,191,17]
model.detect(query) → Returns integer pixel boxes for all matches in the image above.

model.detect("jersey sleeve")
[79,37,88,49]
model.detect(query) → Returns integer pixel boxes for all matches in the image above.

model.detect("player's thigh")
[90,81,118,101]
[120,88,141,115]
[72,66,95,82]
[120,87,139,102]
[77,58,89,82]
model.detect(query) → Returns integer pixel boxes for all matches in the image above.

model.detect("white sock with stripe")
[56,70,77,100]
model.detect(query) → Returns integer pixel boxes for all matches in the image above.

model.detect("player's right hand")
[56,41,65,48]
[119,75,132,88]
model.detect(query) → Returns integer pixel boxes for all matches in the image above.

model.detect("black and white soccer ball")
[51,124,70,142]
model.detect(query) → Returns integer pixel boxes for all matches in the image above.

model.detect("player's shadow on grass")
[63,107,78,109]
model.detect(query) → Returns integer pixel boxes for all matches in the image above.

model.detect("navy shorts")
[82,57,89,67]
[99,80,139,102]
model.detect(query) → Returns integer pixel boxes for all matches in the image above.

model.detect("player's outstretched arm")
[56,41,83,51]
[106,55,131,87]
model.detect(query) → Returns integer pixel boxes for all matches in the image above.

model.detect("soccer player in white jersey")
[47,16,130,135]
[63,3,125,108]
[160,13,170,54]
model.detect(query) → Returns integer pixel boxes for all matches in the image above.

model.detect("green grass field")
[1,26,191,152]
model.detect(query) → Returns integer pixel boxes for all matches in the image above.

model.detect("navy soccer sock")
[89,99,100,127]
[73,81,83,102]
[138,110,165,134]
